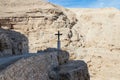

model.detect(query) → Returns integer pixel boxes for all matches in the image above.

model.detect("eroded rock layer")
[0,0,77,54]
[69,8,120,80]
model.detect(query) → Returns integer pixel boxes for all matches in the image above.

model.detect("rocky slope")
[69,8,120,80]
[70,8,120,50]
[0,49,90,80]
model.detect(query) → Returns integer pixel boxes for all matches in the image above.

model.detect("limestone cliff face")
[70,8,120,50]
[69,8,120,80]
[1,6,120,55]
[0,0,77,54]
[0,1,120,54]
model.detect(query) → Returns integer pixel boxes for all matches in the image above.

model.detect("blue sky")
[48,0,120,9]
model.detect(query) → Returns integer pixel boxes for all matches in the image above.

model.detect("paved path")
[0,54,38,71]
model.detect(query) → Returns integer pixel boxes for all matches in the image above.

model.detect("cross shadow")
[37,48,90,80]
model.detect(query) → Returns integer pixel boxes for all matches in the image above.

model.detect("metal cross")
[55,30,62,50]
[55,30,62,41]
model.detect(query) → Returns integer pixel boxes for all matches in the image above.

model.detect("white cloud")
[91,0,120,8]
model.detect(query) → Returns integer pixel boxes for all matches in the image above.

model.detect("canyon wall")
[70,8,120,80]
[70,8,120,50]
[0,0,77,54]
[0,0,120,80]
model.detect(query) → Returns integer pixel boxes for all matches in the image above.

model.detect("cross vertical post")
[55,30,62,50]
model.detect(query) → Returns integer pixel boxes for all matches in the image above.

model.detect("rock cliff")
[0,0,77,54]
[0,0,120,80]
[70,8,120,50]
[69,8,120,80]
[0,28,28,56]
[0,1,120,56]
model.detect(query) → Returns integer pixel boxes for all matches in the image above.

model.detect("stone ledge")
[0,49,90,80]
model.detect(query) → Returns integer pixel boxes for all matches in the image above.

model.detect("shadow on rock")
[0,28,29,57]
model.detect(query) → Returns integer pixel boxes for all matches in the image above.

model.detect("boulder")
[0,49,90,80]
[0,28,28,56]
[59,60,90,80]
